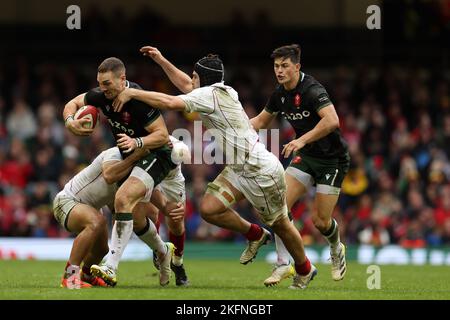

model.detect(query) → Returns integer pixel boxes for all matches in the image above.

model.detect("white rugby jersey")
[63,147,121,209]
[179,83,277,176]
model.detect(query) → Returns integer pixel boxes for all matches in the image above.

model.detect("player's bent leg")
[314,189,346,281]
[265,172,311,286]
[81,220,110,287]
[202,170,270,264]
[200,192,255,235]
[61,203,106,289]
[202,185,271,264]
[92,174,151,286]
[133,202,168,279]
[270,214,316,289]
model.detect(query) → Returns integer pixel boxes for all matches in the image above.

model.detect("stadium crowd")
[1,58,449,248]
[0,2,449,248]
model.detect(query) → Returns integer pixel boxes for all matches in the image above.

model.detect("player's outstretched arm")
[250,109,277,131]
[113,88,186,113]
[140,46,193,94]
[63,93,94,136]
[102,148,148,184]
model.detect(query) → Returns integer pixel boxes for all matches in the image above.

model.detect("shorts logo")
[292,156,302,164]
[294,94,301,108]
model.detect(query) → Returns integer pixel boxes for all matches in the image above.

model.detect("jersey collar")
[282,72,304,93]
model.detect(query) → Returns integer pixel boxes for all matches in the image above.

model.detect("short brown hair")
[98,57,126,75]
[271,44,301,64]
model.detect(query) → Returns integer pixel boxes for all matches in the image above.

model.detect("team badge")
[281,97,285,104]
[122,111,131,124]
[294,93,301,108]
[292,155,302,164]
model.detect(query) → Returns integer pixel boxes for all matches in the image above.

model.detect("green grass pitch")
[1,260,449,300]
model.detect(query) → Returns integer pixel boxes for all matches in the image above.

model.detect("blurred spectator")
[6,99,37,140]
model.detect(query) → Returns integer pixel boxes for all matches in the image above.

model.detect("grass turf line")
[0,260,449,300]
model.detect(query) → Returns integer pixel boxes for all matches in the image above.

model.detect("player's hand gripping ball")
[74,105,99,129]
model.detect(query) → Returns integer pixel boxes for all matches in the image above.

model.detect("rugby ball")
[171,140,191,165]
[74,105,99,129]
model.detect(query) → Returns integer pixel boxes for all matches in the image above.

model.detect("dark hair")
[271,44,301,64]
[98,57,126,75]
[194,54,224,87]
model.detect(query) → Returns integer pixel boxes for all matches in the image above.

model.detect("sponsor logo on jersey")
[108,119,135,136]
[281,111,311,121]
[295,93,301,108]
[122,111,131,125]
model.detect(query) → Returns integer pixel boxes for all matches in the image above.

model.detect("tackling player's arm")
[250,109,277,131]
[102,148,148,184]
[63,93,94,136]
[140,46,193,94]
[282,104,340,158]
[113,89,186,113]
[116,115,170,153]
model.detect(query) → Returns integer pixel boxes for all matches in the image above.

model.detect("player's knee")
[90,214,107,233]
[114,191,134,212]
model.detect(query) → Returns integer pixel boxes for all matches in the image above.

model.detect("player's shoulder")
[302,72,324,88]
[127,80,143,90]
[302,73,328,95]
[185,85,216,99]
[86,86,103,96]
[85,87,106,106]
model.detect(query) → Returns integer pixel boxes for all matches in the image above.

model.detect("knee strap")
[206,181,236,208]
